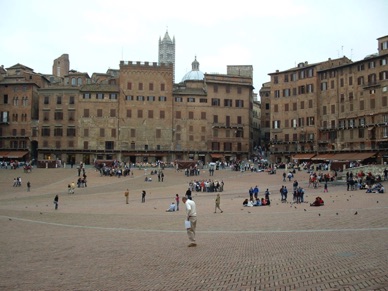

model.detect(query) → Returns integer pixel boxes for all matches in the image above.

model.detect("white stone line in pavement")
[2,215,388,234]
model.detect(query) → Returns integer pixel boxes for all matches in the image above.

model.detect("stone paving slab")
[0,166,387,290]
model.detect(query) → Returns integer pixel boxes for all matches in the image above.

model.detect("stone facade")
[252,97,261,154]
[19,56,253,166]
[36,85,80,163]
[259,81,271,153]
[118,61,174,164]
[174,73,253,162]
[263,35,388,164]
[0,64,49,161]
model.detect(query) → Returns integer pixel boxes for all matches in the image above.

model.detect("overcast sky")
[1,0,387,91]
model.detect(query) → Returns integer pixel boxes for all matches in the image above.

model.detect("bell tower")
[158,30,175,81]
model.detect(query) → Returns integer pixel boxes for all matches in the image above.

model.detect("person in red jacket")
[310,196,324,206]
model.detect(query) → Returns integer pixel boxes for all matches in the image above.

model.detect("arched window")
[77,77,82,85]
[71,78,76,86]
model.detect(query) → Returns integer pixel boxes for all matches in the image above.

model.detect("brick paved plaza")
[0,165,387,290]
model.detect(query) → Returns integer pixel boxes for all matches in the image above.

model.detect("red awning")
[312,152,376,161]
[331,152,376,161]
[292,153,316,160]
[210,154,224,158]
[0,151,9,158]
[0,151,28,159]
[311,153,336,160]
[122,153,167,157]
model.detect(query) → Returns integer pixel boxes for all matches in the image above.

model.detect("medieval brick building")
[261,35,388,164]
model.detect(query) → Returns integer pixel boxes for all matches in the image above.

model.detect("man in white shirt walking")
[182,197,197,247]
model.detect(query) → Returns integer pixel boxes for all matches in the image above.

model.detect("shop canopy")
[210,154,224,159]
[0,151,28,159]
[292,153,316,160]
[311,153,336,161]
[330,152,377,161]
[312,152,376,161]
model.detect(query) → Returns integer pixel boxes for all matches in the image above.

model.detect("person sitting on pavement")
[166,202,176,212]
[310,196,324,206]
[243,198,253,207]
[253,199,262,206]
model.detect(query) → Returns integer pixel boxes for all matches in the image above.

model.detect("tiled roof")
[66,72,90,77]
[6,63,34,71]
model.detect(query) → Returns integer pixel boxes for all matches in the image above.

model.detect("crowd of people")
[2,160,27,170]
[97,163,133,177]
[346,170,386,193]
[243,197,270,206]
[183,167,201,176]
[187,179,224,193]
[243,188,271,206]
[8,156,387,220]
[308,172,336,188]
[365,183,385,193]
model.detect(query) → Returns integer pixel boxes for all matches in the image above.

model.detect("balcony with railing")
[363,81,380,89]
[212,123,244,129]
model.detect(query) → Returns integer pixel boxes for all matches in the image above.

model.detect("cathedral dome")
[181,57,204,82]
